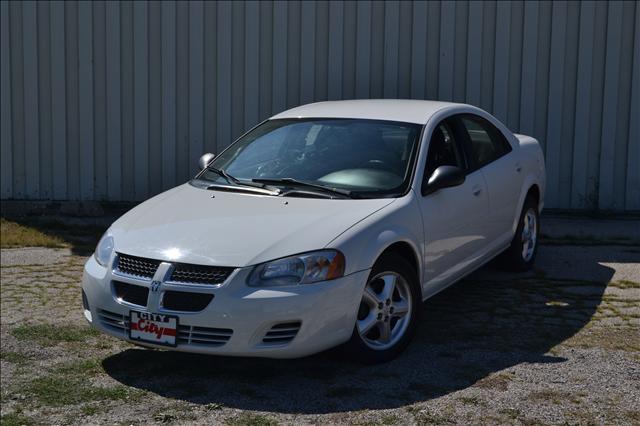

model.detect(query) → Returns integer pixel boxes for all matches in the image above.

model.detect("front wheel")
[346,253,421,364]
[500,196,540,271]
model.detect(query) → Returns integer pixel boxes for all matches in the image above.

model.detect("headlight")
[248,250,345,287]
[94,233,114,267]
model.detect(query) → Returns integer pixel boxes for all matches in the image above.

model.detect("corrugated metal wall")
[1,0,638,210]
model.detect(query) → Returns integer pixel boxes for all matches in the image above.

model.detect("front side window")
[197,118,422,198]
[424,121,465,178]
[459,115,512,168]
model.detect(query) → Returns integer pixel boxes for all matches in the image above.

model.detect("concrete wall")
[1,1,638,210]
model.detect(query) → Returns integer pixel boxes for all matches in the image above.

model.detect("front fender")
[326,192,424,295]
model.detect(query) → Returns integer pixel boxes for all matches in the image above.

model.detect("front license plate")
[129,311,178,347]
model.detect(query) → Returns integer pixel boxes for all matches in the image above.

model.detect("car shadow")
[102,246,614,414]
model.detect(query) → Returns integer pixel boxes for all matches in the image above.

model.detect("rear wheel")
[500,196,539,271]
[347,253,421,364]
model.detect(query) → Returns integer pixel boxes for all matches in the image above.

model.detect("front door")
[417,118,490,297]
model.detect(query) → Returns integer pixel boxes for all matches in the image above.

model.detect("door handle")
[515,163,522,173]
[472,185,482,196]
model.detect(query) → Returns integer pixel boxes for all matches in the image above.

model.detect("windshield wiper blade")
[252,178,356,198]
[207,166,281,194]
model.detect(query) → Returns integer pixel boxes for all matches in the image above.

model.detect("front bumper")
[81,256,369,358]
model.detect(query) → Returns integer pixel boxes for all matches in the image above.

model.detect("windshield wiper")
[207,166,281,194]
[252,178,357,199]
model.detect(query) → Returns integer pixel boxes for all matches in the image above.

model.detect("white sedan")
[82,100,545,363]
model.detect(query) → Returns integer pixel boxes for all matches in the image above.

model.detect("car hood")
[110,183,395,267]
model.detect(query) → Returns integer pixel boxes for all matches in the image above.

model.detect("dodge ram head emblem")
[150,280,161,293]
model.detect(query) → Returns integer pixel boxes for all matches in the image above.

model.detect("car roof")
[270,99,465,125]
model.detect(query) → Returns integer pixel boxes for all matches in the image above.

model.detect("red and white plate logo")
[130,311,178,346]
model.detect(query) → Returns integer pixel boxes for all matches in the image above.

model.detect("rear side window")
[459,115,512,168]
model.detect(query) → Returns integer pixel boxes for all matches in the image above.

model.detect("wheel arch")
[526,184,541,208]
[511,178,543,235]
[375,241,422,297]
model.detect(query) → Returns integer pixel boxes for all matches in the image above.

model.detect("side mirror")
[422,165,465,196]
[198,153,216,170]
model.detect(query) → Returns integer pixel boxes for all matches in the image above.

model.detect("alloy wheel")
[356,271,412,350]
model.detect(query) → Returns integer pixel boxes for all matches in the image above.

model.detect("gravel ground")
[1,243,638,425]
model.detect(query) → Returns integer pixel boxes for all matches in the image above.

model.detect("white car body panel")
[111,183,394,267]
[82,100,546,358]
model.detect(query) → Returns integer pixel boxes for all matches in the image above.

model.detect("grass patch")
[458,395,486,406]
[612,280,640,289]
[81,404,106,416]
[528,389,582,405]
[0,216,106,252]
[378,414,401,425]
[499,408,521,420]
[0,413,37,426]
[205,402,224,411]
[562,328,640,352]
[0,351,31,365]
[56,358,104,376]
[26,375,141,407]
[225,413,279,426]
[1,218,65,248]
[153,412,179,423]
[10,324,99,347]
[473,373,513,391]
[410,409,451,425]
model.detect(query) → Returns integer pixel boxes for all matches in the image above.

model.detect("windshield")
[196,118,422,198]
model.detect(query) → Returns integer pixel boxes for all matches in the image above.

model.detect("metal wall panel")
[0,0,638,211]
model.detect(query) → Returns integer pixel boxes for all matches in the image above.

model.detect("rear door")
[456,114,522,249]
[417,117,490,297]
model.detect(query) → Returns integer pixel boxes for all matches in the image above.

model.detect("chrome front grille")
[170,263,234,285]
[97,309,232,347]
[115,253,160,279]
[98,309,129,335]
[263,322,301,344]
[177,325,233,346]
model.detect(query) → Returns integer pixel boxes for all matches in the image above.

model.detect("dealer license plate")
[129,311,178,347]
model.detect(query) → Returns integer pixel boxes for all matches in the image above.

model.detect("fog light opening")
[82,290,92,322]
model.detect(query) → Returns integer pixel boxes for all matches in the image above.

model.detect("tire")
[500,196,540,271]
[346,252,421,364]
